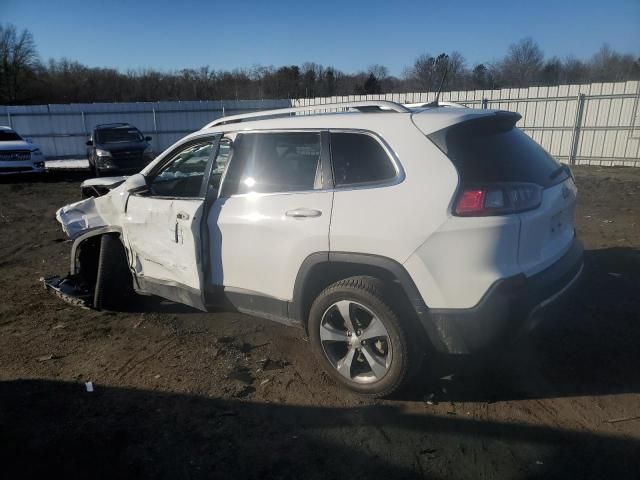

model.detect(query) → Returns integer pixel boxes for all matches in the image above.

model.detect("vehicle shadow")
[103,246,640,405]
[1,379,637,480]
[403,247,640,403]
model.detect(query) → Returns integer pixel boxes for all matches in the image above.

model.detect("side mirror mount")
[124,173,148,194]
[25,137,34,143]
[145,136,152,142]
[86,140,94,146]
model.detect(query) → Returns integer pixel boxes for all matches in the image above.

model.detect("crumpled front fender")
[56,183,128,239]
[56,198,108,238]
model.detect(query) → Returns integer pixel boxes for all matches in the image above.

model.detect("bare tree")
[3,25,640,105]
[0,23,40,103]
[590,44,640,82]
[498,37,544,87]
[410,53,437,90]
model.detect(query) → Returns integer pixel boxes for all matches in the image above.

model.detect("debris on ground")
[425,393,437,406]
[262,358,288,371]
[85,382,94,393]
[604,415,640,424]
[228,367,254,385]
[420,448,438,455]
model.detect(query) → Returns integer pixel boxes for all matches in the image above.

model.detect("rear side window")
[221,132,321,196]
[330,133,397,186]
[428,113,566,187]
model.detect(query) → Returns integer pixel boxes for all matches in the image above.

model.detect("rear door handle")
[285,208,322,218]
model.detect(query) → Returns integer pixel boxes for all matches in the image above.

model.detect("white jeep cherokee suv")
[49,101,583,397]
[0,126,46,175]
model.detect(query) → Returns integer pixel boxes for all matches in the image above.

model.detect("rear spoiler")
[428,111,522,155]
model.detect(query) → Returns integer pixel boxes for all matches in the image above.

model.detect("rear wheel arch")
[292,252,432,340]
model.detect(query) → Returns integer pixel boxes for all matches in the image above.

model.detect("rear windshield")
[0,130,22,141]
[428,113,567,187]
[96,128,143,144]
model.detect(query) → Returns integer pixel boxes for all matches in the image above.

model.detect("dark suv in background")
[86,123,154,176]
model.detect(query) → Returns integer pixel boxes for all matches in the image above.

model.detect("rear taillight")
[454,183,542,216]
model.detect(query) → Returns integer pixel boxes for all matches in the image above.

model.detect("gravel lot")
[0,166,639,479]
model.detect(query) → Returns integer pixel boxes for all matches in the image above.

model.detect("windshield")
[96,128,143,144]
[0,130,23,142]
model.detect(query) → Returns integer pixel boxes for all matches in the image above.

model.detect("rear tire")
[93,234,133,310]
[308,276,420,397]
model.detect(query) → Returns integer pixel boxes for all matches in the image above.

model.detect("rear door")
[207,130,333,302]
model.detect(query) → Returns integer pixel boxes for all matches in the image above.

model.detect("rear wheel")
[93,234,133,310]
[308,276,418,397]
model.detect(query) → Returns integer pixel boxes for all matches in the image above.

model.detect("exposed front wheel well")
[71,231,132,307]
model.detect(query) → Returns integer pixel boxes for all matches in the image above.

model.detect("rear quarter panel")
[328,119,458,264]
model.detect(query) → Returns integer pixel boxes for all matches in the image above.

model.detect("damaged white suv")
[48,101,583,396]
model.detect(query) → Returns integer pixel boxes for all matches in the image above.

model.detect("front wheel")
[308,276,418,397]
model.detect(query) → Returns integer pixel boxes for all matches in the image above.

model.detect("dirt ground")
[0,166,639,479]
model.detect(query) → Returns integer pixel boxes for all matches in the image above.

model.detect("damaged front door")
[121,136,221,307]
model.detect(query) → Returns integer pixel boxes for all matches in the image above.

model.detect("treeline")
[1,24,639,105]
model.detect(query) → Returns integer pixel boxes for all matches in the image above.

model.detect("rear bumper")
[424,237,584,354]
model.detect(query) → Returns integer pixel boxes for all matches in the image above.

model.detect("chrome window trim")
[328,128,405,191]
[218,128,405,198]
[219,129,325,198]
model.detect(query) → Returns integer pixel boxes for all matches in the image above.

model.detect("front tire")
[308,276,417,397]
[93,234,133,310]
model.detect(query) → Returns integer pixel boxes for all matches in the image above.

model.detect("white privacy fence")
[294,81,640,167]
[0,99,289,159]
[1,81,639,166]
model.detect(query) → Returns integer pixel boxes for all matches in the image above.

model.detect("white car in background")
[0,126,46,175]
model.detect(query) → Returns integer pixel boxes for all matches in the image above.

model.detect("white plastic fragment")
[85,381,94,393]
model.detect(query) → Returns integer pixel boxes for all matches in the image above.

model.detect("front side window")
[149,141,213,197]
[330,132,396,187]
[221,132,322,196]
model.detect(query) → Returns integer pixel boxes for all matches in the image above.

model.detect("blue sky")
[2,0,639,75]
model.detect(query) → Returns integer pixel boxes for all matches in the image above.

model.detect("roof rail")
[403,101,469,109]
[202,100,410,129]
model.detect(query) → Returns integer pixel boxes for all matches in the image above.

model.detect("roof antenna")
[425,53,450,107]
